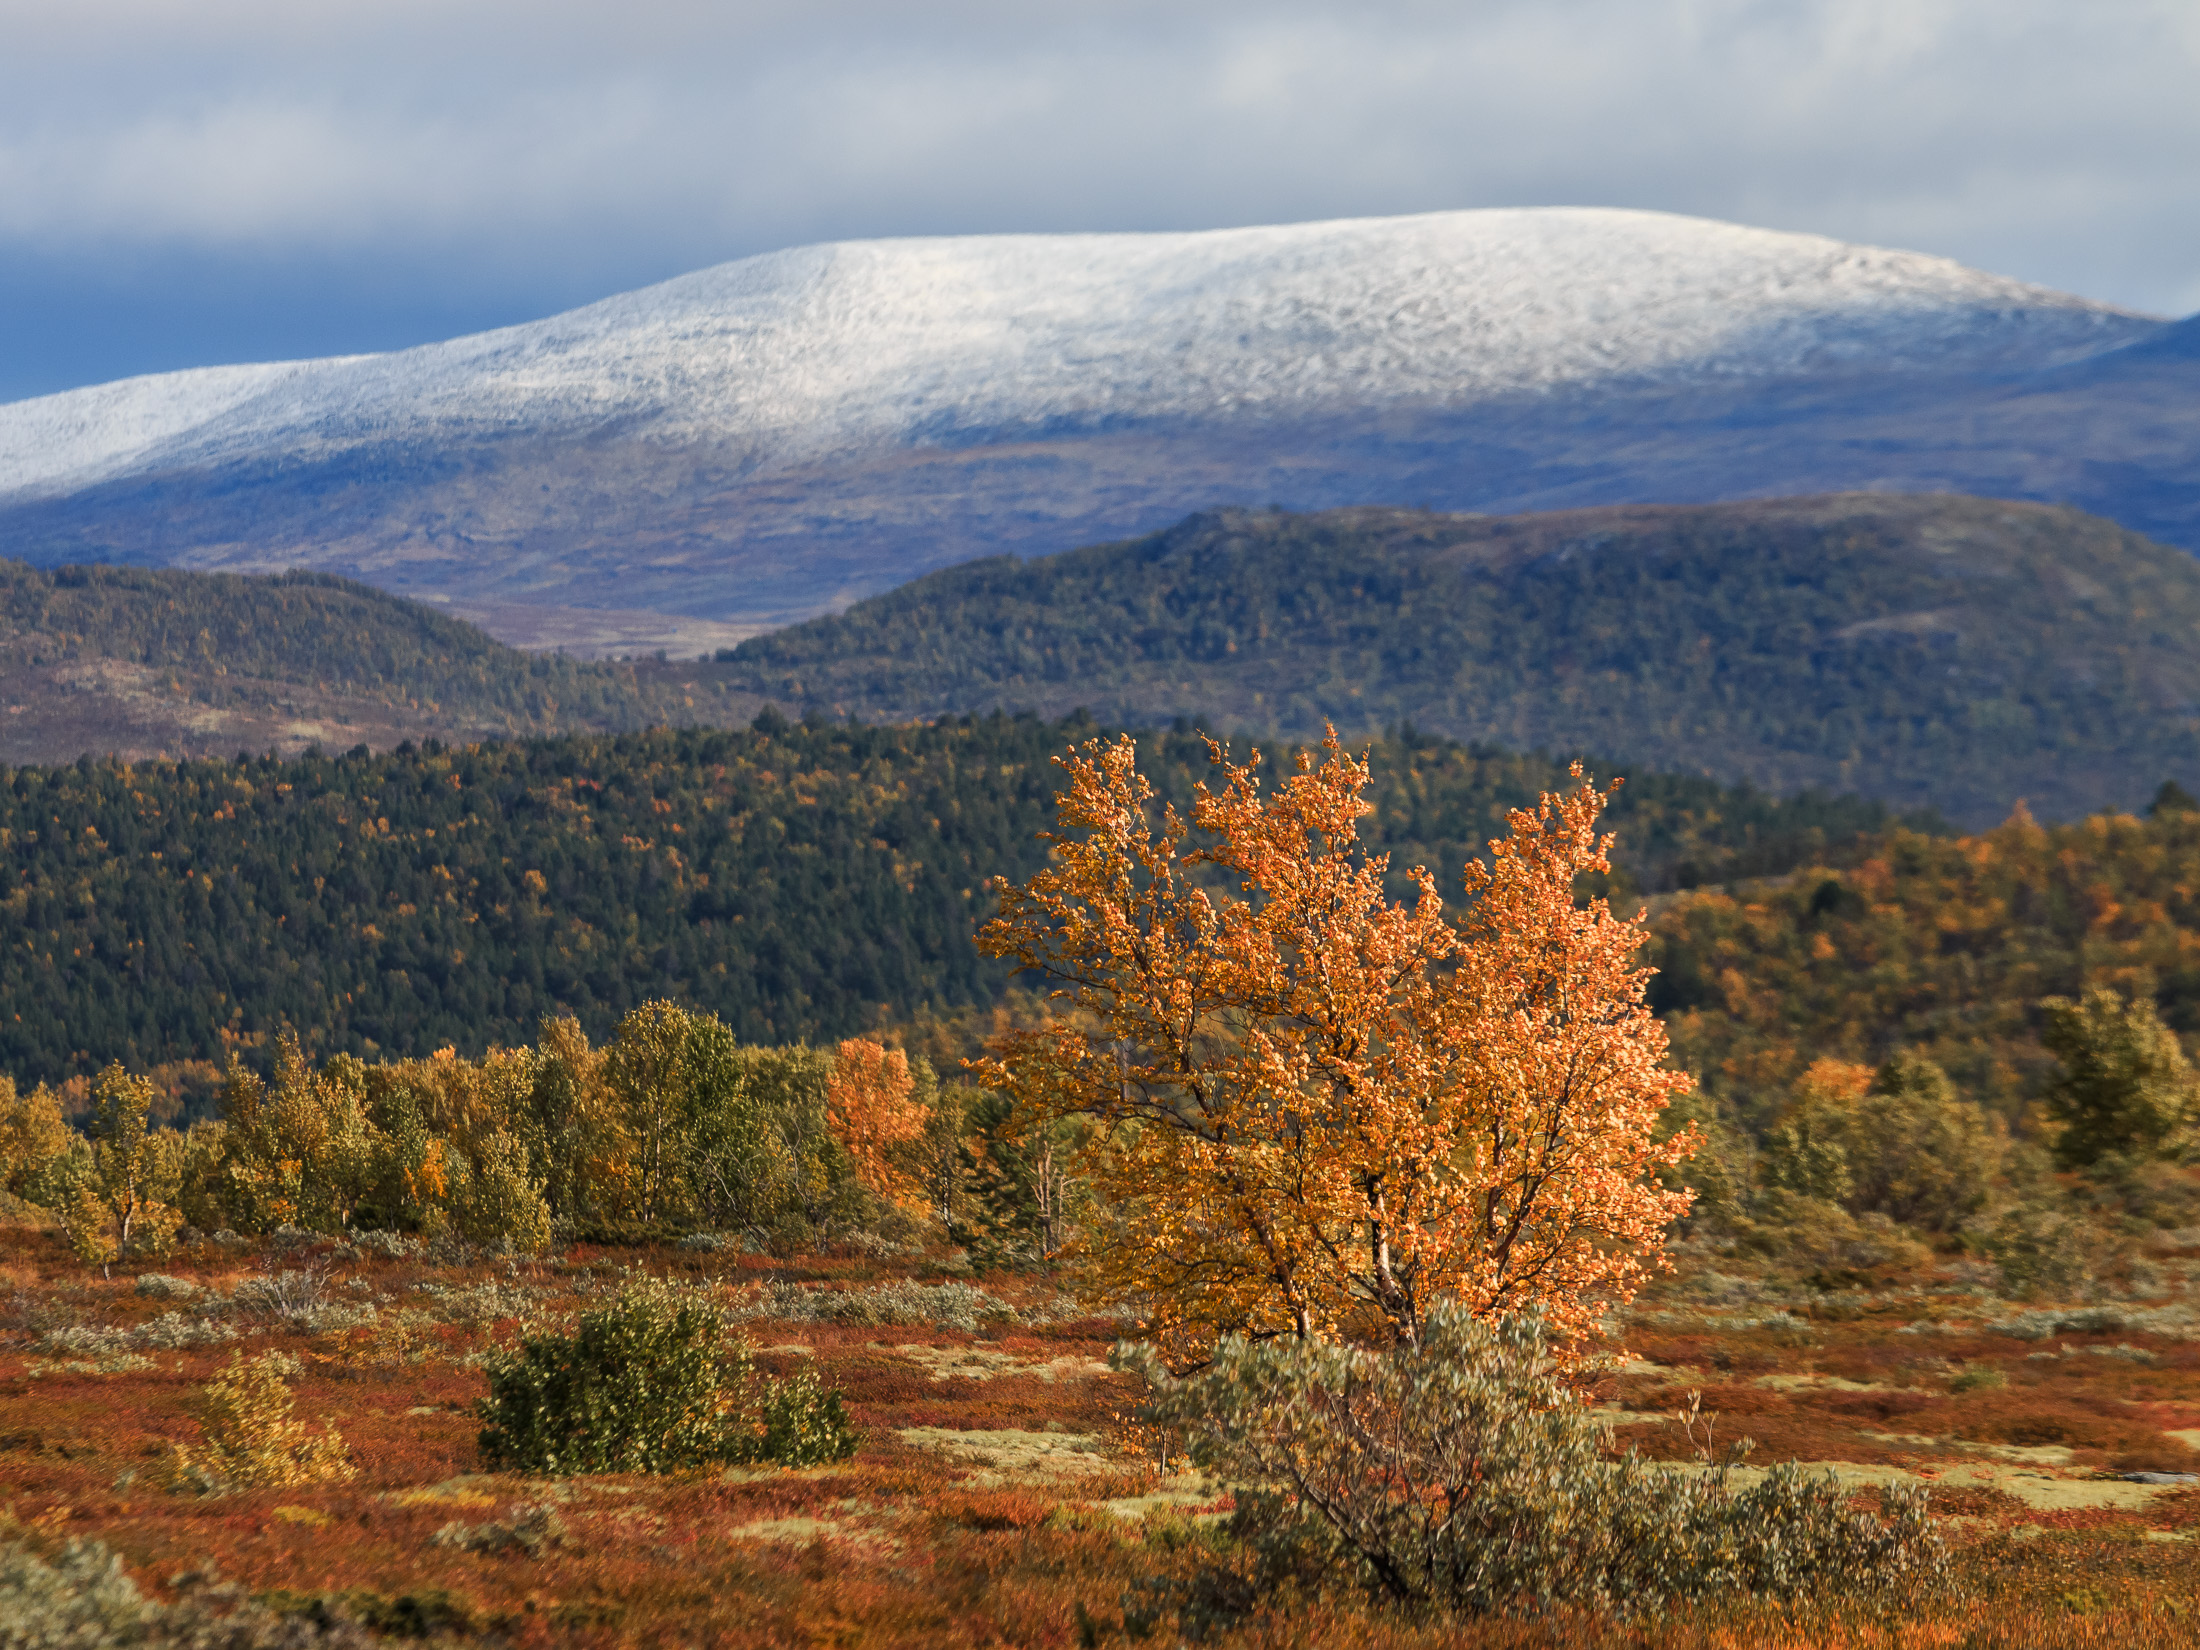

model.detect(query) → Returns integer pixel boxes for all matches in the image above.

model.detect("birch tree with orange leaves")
[976,731,1696,1364]
[825,1038,931,1212]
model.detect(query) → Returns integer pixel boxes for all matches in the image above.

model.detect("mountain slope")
[0,209,2179,642]
[0,560,764,765]
[0,720,1919,1084]
[0,209,2140,496]
[722,494,2200,826]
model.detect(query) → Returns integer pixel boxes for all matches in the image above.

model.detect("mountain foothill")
[714,492,2200,829]
[0,560,768,767]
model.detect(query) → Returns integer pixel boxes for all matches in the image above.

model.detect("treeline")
[718,496,2200,824]
[1669,994,2200,1301]
[9,842,2192,1304]
[1658,797,2200,1292]
[0,716,1917,1089]
[0,558,740,732]
[1654,786,2200,1120]
[0,1004,1045,1264]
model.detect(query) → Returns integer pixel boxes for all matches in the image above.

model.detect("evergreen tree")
[2040,988,2198,1169]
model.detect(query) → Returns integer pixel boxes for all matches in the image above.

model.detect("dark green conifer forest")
[0,715,1915,1087]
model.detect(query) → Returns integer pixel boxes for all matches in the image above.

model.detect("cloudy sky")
[2,0,2194,404]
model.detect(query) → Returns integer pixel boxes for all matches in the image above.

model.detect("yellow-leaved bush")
[161,1351,355,1494]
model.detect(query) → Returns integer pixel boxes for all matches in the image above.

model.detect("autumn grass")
[5,1221,2200,1646]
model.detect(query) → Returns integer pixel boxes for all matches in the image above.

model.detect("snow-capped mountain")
[0,208,2186,644]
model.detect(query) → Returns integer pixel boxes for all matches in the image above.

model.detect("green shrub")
[476,1281,857,1474]
[1848,1052,2010,1232]
[1757,1052,2008,1234]
[450,1132,552,1256]
[2039,989,2199,1169]
[1739,1193,1932,1281]
[1117,1308,1944,1623]
[754,1364,861,1467]
[1987,1203,2106,1299]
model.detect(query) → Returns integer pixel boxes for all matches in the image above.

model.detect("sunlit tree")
[978,731,1695,1362]
[825,1039,930,1212]
[72,1063,184,1265]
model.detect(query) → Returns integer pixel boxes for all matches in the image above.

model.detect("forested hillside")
[1653,788,2200,1120]
[0,559,763,764]
[0,715,1914,1086]
[720,494,2200,826]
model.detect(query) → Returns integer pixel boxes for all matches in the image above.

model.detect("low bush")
[429,1504,571,1557]
[1740,1193,1934,1282]
[0,1538,376,1648]
[410,1280,544,1326]
[37,1325,135,1359]
[350,1229,423,1261]
[476,1281,858,1474]
[160,1351,356,1494]
[1980,1302,2190,1339]
[2095,1158,2200,1229]
[741,1278,1017,1333]
[1118,1308,1946,1623]
[228,1261,336,1322]
[28,1352,154,1379]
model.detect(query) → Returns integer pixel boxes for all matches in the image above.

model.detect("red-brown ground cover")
[6,1221,2200,1648]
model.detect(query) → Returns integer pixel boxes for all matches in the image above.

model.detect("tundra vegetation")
[0,732,2197,1647]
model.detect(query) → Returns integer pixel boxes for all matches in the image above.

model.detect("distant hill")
[0,718,1920,1086]
[0,209,2185,649]
[0,561,766,765]
[721,494,2200,828]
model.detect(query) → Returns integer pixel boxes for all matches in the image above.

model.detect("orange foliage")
[978,730,1696,1360]
[827,1038,928,1209]
[1794,1058,1875,1110]
[1652,805,2200,1111]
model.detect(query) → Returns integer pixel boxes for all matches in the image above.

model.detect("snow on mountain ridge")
[0,208,2156,500]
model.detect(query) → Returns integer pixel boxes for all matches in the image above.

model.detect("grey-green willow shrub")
[1117,1309,1944,1621]
[476,1281,857,1474]
[0,1538,374,1649]
[739,1277,1017,1333]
